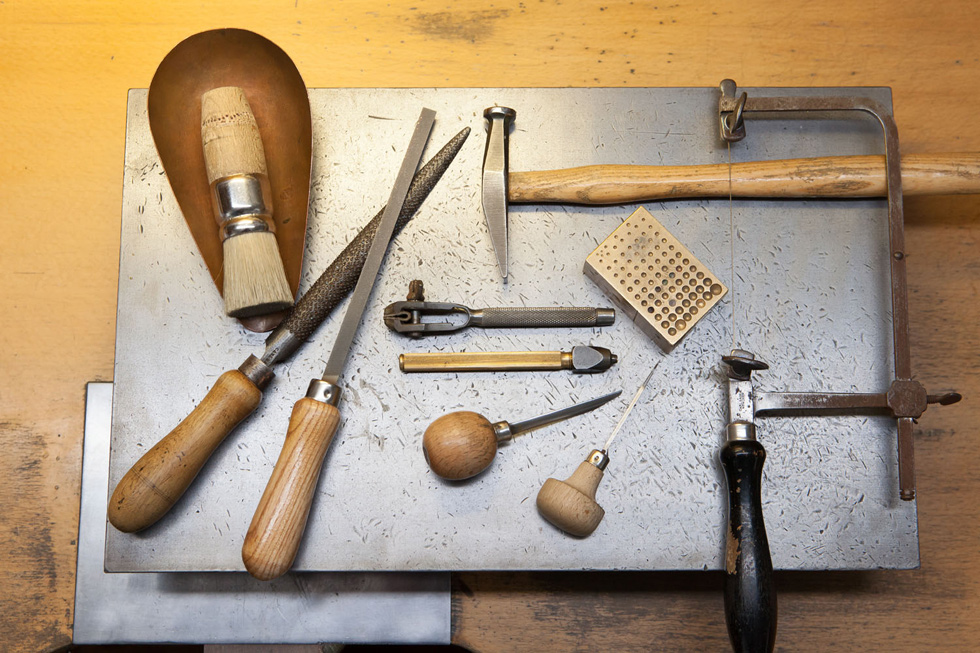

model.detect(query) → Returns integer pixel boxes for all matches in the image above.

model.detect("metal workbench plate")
[78,384,450,644]
[107,88,915,572]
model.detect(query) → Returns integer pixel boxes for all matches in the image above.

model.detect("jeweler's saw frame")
[717,79,960,500]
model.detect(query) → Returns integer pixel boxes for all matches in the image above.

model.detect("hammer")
[479,105,980,278]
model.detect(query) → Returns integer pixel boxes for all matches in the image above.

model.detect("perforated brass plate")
[584,207,727,351]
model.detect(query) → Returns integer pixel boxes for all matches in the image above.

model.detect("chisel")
[107,122,467,534]
[241,108,436,581]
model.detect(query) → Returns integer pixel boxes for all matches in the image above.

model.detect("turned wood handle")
[242,397,341,580]
[509,153,980,204]
[107,370,262,533]
[721,439,777,653]
[422,411,498,480]
[201,86,268,184]
[536,461,606,537]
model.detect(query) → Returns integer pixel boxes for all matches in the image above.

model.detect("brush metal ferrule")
[212,174,274,240]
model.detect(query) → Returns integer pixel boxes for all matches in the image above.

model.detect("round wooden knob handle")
[422,411,498,480]
[536,460,606,536]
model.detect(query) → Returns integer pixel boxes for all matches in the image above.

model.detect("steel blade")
[603,361,660,452]
[509,390,622,436]
[321,108,435,383]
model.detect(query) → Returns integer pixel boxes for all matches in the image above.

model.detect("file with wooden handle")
[106,125,468,534]
[242,108,436,580]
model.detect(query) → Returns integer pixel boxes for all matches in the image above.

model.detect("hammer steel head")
[482,106,516,281]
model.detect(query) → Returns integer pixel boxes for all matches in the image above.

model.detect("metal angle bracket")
[717,79,961,500]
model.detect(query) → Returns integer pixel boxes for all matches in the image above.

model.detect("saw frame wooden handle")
[242,397,340,580]
[107,369,262,533]
[508,153,980,204]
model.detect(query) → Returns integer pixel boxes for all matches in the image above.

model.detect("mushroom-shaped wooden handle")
[537,459,606,537]
[422,411,499,480]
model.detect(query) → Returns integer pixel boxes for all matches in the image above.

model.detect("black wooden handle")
[721,439,777,653]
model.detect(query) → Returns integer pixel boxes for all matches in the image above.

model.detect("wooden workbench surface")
[2,2,977,651]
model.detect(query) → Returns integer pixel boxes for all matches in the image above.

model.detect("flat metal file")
[241,108,436,581]
[107,122,467,535]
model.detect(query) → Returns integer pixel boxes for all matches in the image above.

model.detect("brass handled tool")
[422,391,622,480]
[385,300,615,337]
[399,345,617,374]
[201,86,294,318]
[242,108,436,581]
[107,125,468,535]
[507,153,980,205]
[482,106,516,281]
[536,364,657,536]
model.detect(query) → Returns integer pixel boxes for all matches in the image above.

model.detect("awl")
[423,390,622,480]
[241,108,436,580]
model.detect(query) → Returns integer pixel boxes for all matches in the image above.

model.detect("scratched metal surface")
[80,384,450,644]
[107,87,916,572]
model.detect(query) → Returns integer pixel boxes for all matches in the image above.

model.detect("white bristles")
[222,231,294,318]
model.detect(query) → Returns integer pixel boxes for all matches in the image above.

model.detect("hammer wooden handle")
[108,370,262,532]
[242,397,340,580]
[509,153,980,204]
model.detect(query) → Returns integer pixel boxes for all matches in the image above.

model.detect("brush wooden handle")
[107,370,262,532]
[536,460,605,537]
[201,86,267,183]
[509,153,980,204]
[242,397,340,580]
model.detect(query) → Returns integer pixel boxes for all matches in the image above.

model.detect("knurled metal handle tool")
[241,108,436,581]
[384,300,615,337]
[107,119,467,536]
[482,106,516,281]
[422,390,622,480]
[536,363,658,537]
[399,345,617,374]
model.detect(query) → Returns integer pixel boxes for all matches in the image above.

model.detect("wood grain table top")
[3,2,978,650]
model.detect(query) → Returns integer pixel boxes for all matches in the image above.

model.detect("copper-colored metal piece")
[148,29,312,332]
[585,207,727,351]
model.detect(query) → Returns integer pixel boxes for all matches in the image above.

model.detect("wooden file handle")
[242,397,340,580]
[107,370,262,533]
[509,153,980,204]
